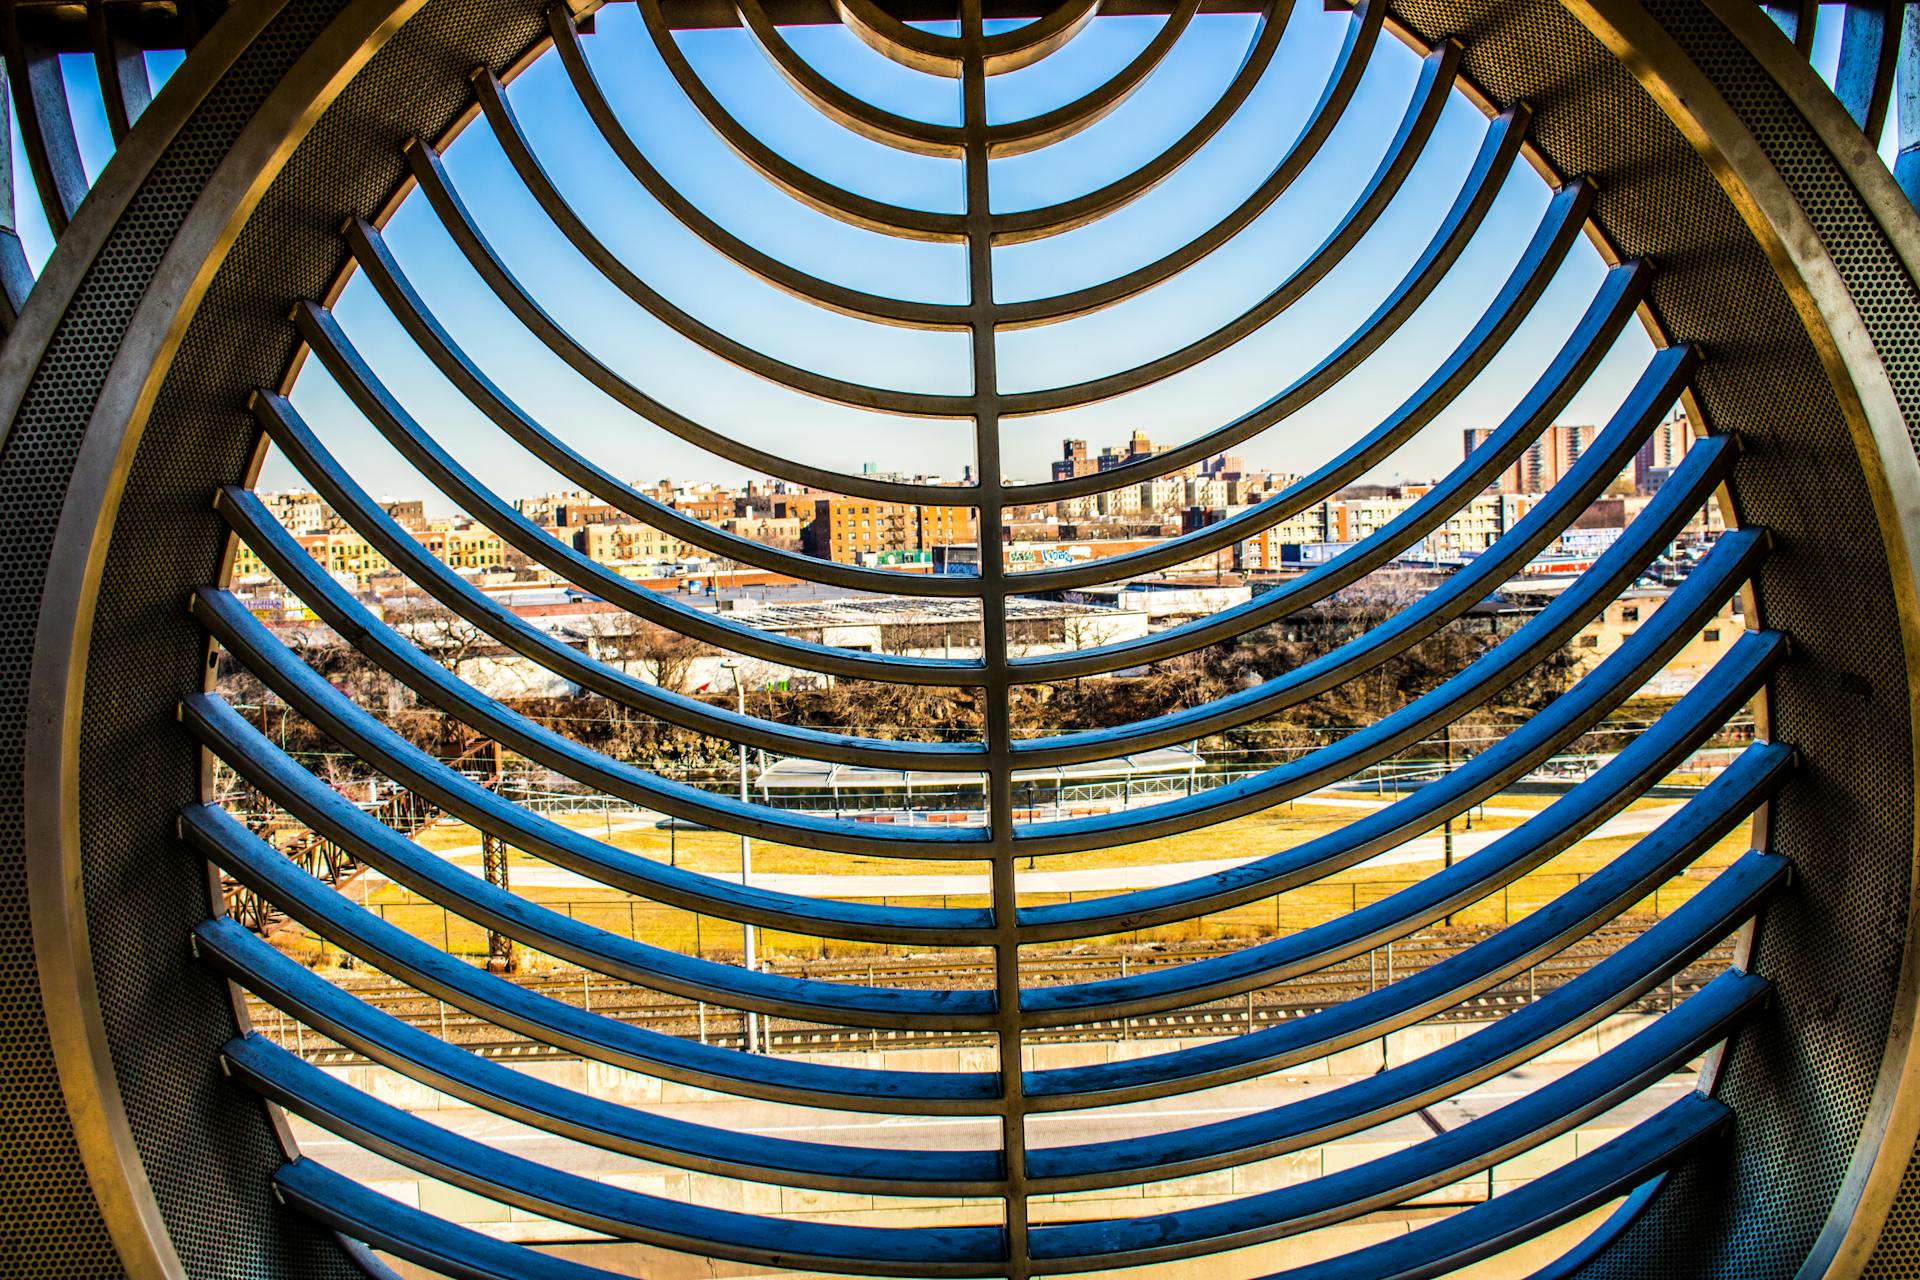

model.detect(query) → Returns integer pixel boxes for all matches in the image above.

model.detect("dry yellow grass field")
[299,773,1751,966]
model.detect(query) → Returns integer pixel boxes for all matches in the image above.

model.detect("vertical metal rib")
[960,2,1027,1268]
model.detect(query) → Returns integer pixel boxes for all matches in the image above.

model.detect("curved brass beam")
[740,0,1201,159]
[411,131,974,419]
[736,0,965,157]
[981,0,1202,157]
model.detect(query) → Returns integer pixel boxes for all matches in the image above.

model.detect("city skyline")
[11,7,1881,522]
[267,7,1661,507]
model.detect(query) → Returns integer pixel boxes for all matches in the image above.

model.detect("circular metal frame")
[1,0,1920,1276]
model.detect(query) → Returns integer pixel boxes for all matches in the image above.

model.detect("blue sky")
[11,7,1883,507]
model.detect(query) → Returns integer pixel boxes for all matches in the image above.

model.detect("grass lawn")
[304,771,1753,967]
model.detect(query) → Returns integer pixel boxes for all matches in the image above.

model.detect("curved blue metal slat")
[1028,851,1790,1187]
[243,394,987,758]
[299,276,993,660]
[188,0,1789,1268]
[1011,254,1642,691]
[277,1155,651,1280]
[185,694,1000,1028]
[1013,549,1777,941]
[192,586,994,944]
[274,1101,1730,1280]
[184,802,1002,1112]
[342,211,975,510]
[411,132,974,418]
[1008,298,1673,717]
[0,0,1828,1271]
[1006,433,1743,858]
[1004,241,1632,604]
[1017,672,1781,1024]
[209,494,996,855]
[310,229,980,596]
[196,917,1003,1193]
[1024,970,1769,1269]
[986,158,1586,516]
[995,0,1409,328]
[296,298,988,683]
[223,1034,1008,1275]
[994,98,1530,418]
[1024,795,1792,1110]
[635,0,971,241]
[1246,1094,1733,1280]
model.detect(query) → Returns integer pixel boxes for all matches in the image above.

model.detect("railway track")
[248,922,1734,1066]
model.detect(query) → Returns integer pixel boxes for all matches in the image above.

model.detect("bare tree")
[585,613,710,693]
[389,598,487,674]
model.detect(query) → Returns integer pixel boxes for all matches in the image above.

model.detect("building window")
[1704,629,1720,642]
[1577,635,1599,648]
[1621,607,1639,623]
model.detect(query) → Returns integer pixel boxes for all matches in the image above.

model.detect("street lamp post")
[1442,721,1455,927]
[723,658,758,1053]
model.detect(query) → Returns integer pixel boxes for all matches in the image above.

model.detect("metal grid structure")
[4,0,1920,1277]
